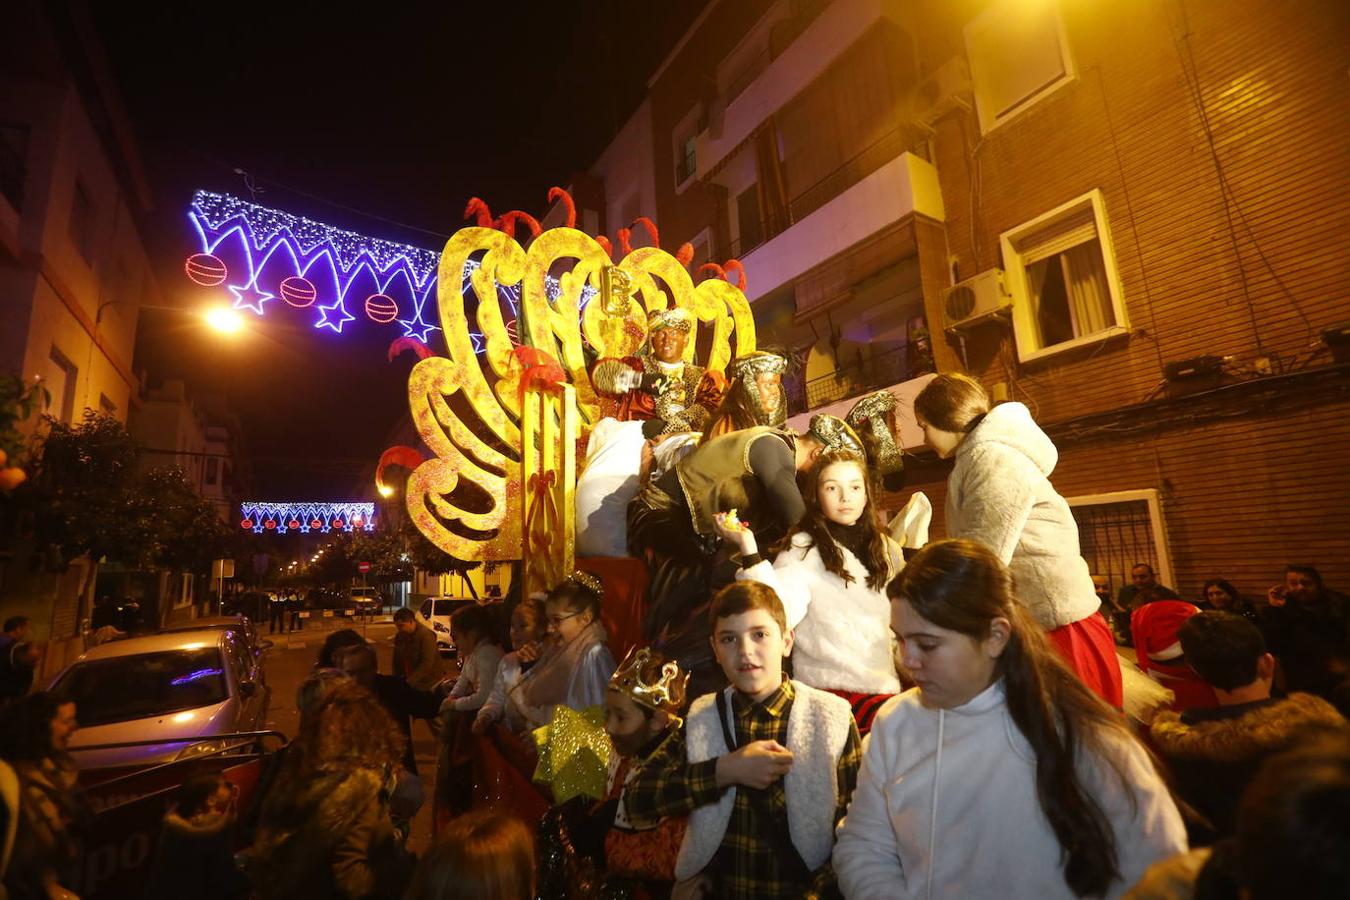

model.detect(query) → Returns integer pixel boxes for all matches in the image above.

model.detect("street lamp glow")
[204,306,244,334]
[377,484,395,498]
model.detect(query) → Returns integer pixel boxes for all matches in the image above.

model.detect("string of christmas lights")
[186,192,596,350]
[239,501,376,534]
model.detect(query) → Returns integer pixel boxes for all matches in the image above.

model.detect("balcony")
[696,0,901,178]
[787,352,938,450]
[738,149,944,301]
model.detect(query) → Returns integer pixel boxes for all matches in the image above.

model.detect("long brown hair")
[407,809,535,900]
[292,679,405,777]
[888,540,1143,897]
[788,450,890,591]
[912,372,990,433]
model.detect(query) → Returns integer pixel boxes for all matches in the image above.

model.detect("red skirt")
[825,690,896,736]
[1047,615,1124,710]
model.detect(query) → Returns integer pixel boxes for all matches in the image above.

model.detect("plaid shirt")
[623,680,862,899]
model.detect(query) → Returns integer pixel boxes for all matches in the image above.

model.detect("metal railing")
[801,343,931,411]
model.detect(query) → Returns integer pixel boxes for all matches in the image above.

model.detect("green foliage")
[0,375,49,467]
[22,412,229,573]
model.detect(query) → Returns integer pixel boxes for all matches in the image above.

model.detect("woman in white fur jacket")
[715,450,903,732]
[913,373,1122,707]
[834,540,1186,900]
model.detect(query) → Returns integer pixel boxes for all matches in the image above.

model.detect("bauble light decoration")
[186,253,228,287]
[280,275,317,308]
[364,293,399,324]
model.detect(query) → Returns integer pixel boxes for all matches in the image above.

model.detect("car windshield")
[433,600,468,616]
[54,648,229,727]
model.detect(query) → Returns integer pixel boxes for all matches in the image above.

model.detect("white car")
[416,597,476,656]
[49,629,269,770]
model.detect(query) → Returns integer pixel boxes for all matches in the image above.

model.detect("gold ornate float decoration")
[386,197,756,584]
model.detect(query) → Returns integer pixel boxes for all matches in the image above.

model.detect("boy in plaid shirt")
[624,581,861,898]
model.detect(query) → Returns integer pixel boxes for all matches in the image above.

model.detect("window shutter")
[1018,206,1097,263]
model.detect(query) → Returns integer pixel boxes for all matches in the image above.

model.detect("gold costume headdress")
[807,414,866,458]
[564,569,604,599]
[728,350,786,380]
[845,390,904,478]
[609,646,688,714]
[647,307,693,334]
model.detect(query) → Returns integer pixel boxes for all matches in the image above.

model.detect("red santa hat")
[1132,600,1201,673]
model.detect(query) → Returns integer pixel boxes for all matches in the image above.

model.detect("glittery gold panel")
[405,355,522,561]
[532,704,611,803]
[583,266,645,360]
[521,228,609,425]
[521,382,576,595]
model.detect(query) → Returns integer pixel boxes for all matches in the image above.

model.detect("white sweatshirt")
[834,680,1186,899]
[737,532,903,694]
[441,642,505,713]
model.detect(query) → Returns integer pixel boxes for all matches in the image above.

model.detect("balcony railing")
[728,126,925,258]
[792,341,934,414]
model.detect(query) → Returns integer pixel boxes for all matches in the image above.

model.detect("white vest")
[674,681,853,880]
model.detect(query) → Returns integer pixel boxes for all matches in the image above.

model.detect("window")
[672,104,703,190]
[42,347,78,423]
[1067,489,1173,602]
[688,227,714,272]
[98,393,116,416]
[0,123,28,210]
[69,180,96,263]
[735,183,763,254]
[676,135,697,185]
[965,0,1074,132]
[50,648,228,727]
[1000,190,1126,361]
[205,457,219,486]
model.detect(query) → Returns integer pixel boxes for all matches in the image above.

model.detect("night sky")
[95,1,708,496]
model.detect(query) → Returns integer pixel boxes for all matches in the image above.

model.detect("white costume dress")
[736,532,903,694]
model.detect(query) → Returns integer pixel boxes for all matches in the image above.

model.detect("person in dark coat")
[144,772,249,900]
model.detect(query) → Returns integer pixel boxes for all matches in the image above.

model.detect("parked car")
[349,586,385,614]
[158,615,273,671]
[48,629,269,770]
[304,586,346,609]
[417,597,476,656]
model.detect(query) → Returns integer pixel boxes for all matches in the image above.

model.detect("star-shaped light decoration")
[397,283,440,344]
[314,296,356,333]
[228,282,275,315]
[531,704,611,803]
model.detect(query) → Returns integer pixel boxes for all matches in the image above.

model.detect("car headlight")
[174,740,228,761]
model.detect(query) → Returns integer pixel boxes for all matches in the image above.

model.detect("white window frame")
[964,0,1076,134]
[1000,188,1128,363]
[687,225,715,271]
[1067,488,1174,590]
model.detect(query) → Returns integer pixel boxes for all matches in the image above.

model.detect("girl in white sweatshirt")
[715,449,903,732]
[835,539,1186,900]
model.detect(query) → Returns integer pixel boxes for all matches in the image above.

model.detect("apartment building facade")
[575,0,1349,597]
[1,1,162,669]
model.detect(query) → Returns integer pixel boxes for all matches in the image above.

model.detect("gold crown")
[566,569,604,599]
[808,413,866,458]
[728,350,786,380]
[648,307,693,333]
[609,646,688,713]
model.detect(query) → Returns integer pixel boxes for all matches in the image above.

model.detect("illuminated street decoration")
[186,191,596,346]
[239,501,375,534]
[395,222,757,571]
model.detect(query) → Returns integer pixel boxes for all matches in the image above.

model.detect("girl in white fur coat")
[913,373,1123,707]
[715,450,903,732]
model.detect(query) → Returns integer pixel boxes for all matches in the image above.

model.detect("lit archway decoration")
[239,501,375,534]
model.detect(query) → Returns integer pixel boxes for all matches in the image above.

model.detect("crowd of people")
[2,357,1347,899]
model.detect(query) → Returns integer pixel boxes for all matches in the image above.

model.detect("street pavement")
[257,613,442,854]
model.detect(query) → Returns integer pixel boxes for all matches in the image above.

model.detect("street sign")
[357,562,371,573]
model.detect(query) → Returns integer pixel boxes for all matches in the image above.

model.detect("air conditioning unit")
[941,269,1011,331]
[916,57,973,123]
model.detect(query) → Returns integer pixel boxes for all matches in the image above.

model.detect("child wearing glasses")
[510,571,617,728]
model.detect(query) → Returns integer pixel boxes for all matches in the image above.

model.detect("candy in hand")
[721,508,748,532]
